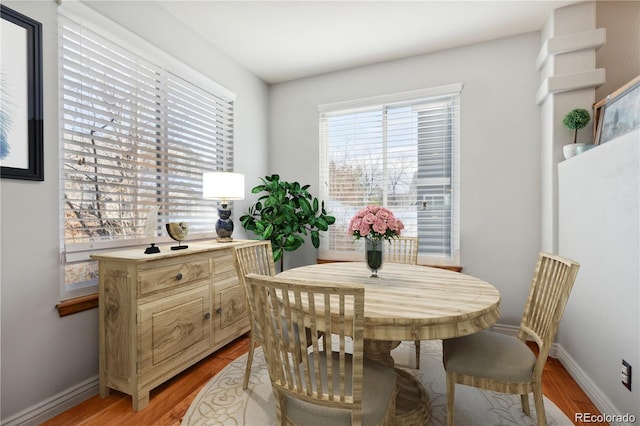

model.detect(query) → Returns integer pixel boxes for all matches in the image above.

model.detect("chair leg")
[521,393,530,416]
[533,385,547,426]
[414,340,421,369]
[446,372,455,426]
[273,389,287,426]
[243,332,256,390]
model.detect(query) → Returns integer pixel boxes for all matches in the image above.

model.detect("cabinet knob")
[216,308,222,314]
[176,272,183,281]
[204,312,211,320]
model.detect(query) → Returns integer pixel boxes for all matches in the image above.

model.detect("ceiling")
[158,1,581,84]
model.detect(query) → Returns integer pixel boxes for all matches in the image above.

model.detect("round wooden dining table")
[278,261,501,425]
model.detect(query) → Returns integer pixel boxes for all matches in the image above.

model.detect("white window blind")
[318,85,460,266]
[59,5,235,297]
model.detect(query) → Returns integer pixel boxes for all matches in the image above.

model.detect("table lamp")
[203,172,245,242]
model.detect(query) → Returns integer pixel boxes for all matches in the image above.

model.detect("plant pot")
[563,143,585,160]
[575,144,596,155]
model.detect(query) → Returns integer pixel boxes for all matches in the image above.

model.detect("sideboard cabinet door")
[138,284,211,384]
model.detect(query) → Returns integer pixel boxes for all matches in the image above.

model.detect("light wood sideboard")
[91,241,255,411]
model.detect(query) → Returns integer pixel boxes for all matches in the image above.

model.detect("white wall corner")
[536,68,606,104]
[536,28,607,70]
[536,79,551,105]
[555,344,625,424]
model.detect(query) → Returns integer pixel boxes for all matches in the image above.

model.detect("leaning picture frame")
[0,5,43,181]
[593,75,640,146]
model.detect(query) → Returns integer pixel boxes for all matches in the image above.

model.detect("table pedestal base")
[395,368,430,425]
[364,339,430,425]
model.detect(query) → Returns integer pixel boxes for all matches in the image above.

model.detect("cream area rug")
[182,340,573,426]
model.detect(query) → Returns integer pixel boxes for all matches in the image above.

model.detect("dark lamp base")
[215,204,235,242]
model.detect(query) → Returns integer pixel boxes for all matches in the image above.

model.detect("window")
[318,85,461,266]
[59,4,235,299]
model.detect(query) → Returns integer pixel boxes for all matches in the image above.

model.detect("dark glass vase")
[365,239,383,277]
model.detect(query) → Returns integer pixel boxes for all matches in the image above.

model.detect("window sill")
[56,293,98,317]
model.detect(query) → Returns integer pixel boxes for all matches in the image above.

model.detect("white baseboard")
[554,344,625,425]
[1,376,99,426]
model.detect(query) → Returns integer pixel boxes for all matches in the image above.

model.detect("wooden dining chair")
[442,252,580,426]
[243,273,397,426]
[384,236,422,368]
[233,241,276,390]
[384,236,419,265]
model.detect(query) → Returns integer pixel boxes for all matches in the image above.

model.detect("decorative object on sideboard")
[203,172,245,242]
[593,75,640,146]
[240,174,335,272]
[166,222,189,250]
[562,108,591,160]
[144,244,161,254]
[144,205,160,254]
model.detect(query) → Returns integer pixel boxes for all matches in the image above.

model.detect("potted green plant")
[239,174,335,271]
[562,108,591,159]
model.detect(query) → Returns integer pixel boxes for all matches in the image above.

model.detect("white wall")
[558,130,640,419]
[268,32,543,325]
[0,1,268,422]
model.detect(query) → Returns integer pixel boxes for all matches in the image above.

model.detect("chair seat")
[443,331,536,383]
[286,352,396,426]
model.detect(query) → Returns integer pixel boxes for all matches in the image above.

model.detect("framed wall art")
[593,75,640,146]
[0,5,43,181]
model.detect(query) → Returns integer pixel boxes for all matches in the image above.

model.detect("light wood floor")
[43,334,605,426]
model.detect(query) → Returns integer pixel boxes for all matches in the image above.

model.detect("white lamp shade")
[202,172,245,201]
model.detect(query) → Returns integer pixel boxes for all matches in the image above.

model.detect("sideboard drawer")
[138,257,210,296]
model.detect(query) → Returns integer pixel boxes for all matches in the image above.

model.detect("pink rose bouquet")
[348,205,404,241]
